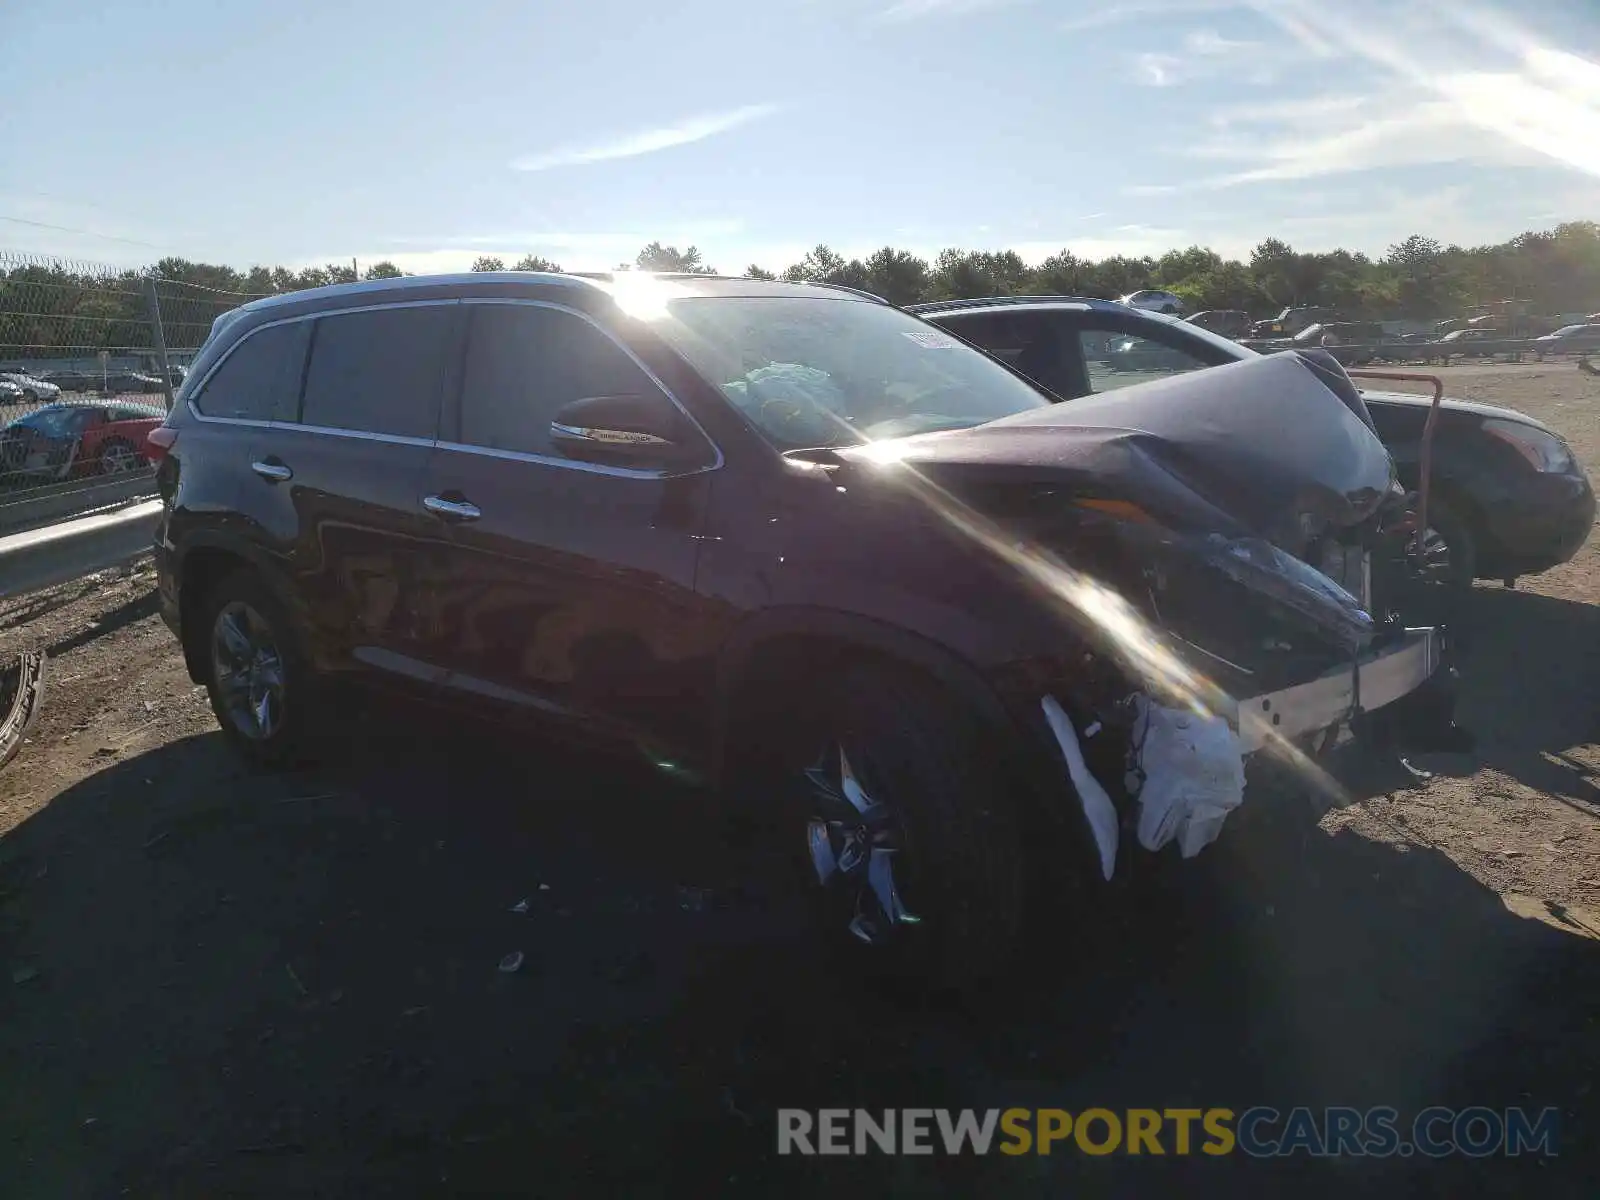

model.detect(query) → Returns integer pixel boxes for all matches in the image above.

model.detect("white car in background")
[1119,289,1184,315]
[0,372,62,402]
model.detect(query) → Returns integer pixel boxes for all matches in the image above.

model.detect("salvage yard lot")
[1,362,1598,1196]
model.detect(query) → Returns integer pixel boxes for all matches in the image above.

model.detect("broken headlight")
[1068,498,1375,655]
[1202,535,1374,653]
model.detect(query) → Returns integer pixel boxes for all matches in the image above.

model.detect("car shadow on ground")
[1447,585,1600,813]
[1,700,1597,1197]
[1332,583,1600,813]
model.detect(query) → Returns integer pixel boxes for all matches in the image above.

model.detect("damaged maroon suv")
[149,272,1463,982]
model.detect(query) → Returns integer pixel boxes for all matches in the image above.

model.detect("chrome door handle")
[423,494,481,521]
[251,460,292,481]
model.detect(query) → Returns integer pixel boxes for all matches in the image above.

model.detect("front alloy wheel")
[211,601,287,741]
[778,663,1026,985]
[1409,499,1477,590]
[804,744,921,945]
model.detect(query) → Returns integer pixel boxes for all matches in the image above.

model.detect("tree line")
[4,222,1598,356]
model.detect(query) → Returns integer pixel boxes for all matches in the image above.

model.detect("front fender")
[712,605,1064,793]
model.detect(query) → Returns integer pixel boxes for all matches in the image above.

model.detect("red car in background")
[0,400,166,485]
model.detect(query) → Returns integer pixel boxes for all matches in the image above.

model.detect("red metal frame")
[1346,369,1444,566]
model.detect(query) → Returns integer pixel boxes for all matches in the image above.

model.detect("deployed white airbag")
[1040,696,1119,881]
[1131,695,1246,858]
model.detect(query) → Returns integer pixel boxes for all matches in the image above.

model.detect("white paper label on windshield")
[901,330,958,349]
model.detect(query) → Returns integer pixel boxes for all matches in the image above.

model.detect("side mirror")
[549,392,698,470]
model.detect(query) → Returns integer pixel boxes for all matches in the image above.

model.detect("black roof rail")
[905,294,1106,313]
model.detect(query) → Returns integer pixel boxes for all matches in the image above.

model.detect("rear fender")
[172,529,319,679]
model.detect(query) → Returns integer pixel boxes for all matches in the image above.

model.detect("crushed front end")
[858,351,1467,878]
[997,490,1463,879]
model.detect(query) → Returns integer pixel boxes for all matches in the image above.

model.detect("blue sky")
[2,0,1598,273]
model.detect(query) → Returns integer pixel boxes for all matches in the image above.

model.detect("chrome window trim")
[431,439,691,479]
[186,310,316,424]
[279,424,438,450]
[445,296,723,479]
[186,298,461,428]
[186,295,725,479]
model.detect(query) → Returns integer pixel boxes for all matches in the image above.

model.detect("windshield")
[655,296,1052,449]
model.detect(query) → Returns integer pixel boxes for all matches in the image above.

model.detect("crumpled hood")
[842,350,1396,553]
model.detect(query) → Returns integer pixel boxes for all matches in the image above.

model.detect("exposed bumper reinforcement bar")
[1232,626,1441,753]
[1039,627,1445,875]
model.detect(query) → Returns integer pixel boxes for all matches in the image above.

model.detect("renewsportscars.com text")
[776,1106,1558,1158]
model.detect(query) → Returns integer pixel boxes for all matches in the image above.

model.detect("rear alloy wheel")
[791,664,1024,985]
[211,601,287,743]
[98,437,140,475]
[198,570,319,766]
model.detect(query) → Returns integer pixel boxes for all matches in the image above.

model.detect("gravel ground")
[0,362,1596,1197]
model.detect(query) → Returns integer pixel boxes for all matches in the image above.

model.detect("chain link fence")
[0,252,265,529]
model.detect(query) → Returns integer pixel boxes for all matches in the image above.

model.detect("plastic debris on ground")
[1040,696,1119,880]
[1130,695,1246,858]
[497,951,525,974]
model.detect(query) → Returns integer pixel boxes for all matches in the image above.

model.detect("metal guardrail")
[0,498,161,601]
[0,473,157,536]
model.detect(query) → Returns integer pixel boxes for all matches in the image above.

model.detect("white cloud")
[1126,2,1600,193]
[1060,0,1243,34]
[1246,2,1600,179]
[1183,28,1258,54]
[509,105,780,172]
[1135,52,1182,85]
[1191,95,1542,186]
[1126,15,1288,87]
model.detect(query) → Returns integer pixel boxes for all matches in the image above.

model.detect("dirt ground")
[1,362,1598,1197]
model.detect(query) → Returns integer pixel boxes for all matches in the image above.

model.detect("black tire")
[1416,496,1478,590]
[193,568,321,767]
[778,662,1026,987]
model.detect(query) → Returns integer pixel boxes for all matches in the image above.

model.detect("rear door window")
[928,310,1077,397]
[456,303,667,458]
[301,305,451,440]
[190,321,309,422]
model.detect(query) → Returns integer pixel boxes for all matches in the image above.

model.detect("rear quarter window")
[191,320,310,422]
[300,305,450,440]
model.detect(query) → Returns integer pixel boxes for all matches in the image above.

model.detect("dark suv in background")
[915,297,1594,587]
[150,273,1460,981]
